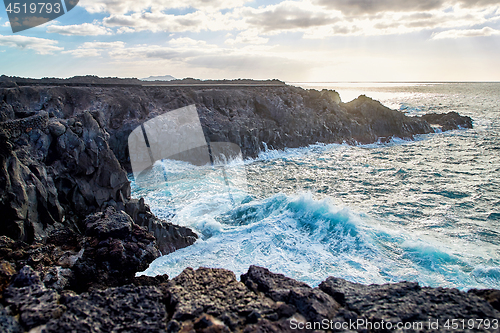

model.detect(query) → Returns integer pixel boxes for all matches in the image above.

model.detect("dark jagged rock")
[421,111,473,132]
[1,265,499,332]
[125,198,198,255]
[0,94,197,252]
[0,260,16,293]
[3,266,66,330]
[0,209,163,292]
[44,285,167,333]
[72,207,161,291]
[0,108,129,242]
[343,95,434,141]
[242,266,339,323]
[164,267,285,331]
[0,303,23,333]
[319,277,500,329]
[85,206,133,239]
[469,289,500,312]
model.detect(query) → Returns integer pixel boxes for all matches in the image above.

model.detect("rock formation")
[0,264,498,332]
[0,85,472,174]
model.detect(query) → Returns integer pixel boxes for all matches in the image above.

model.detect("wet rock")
[421,111,473,132]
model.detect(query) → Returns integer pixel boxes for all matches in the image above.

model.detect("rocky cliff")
[0,85,472,174]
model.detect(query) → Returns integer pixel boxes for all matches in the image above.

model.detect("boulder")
[72,207,161,291]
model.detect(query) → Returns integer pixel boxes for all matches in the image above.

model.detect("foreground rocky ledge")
[1,263,499,332]
[0,207,498,332]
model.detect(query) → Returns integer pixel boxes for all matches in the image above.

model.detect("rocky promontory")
[0,77,486,332]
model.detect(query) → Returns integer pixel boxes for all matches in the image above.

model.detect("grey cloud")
[245,6,339,32]
[104,16,136,27]
[314,0,446,15]
[314,0,499,15]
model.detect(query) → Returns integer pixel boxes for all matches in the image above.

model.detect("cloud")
[62,41,124,57]
[242,1,340,32]
[81,0,250,14]
[105,39,218,60]
[225,30,269,44]
[75,0,498,39]
[0,34,63,54]
[313,0,500,15]
[103,10,239,32]
[314,0,445,15]
[432,26,500,39]
[47,23,112,35]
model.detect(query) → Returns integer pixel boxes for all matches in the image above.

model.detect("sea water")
[134,82,500,290]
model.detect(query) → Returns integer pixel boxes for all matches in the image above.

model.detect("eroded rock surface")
[0,85,472,174]
[2,265,497,332]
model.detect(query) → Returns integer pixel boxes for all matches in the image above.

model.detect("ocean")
[133,82,500,291]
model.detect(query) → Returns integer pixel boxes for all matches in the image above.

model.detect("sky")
[0,0,500,81]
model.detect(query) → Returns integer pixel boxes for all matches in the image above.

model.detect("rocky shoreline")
[1,79,496,332]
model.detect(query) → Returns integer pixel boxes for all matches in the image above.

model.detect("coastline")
[1,77,497,332]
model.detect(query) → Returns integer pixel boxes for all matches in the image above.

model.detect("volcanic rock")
[421,111,473,132]
[72,207,162,291]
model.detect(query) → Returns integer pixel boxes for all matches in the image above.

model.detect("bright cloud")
[85,0,500,38]
[47,23,112,36]
[432,26,500,39]
[62,41,125,57]
[80,0,251,14]
[0,34,63,54]
[103,10,241,33]
[225,30,269,44]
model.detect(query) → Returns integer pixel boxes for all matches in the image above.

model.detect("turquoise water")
[135,83,500,290]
